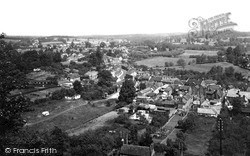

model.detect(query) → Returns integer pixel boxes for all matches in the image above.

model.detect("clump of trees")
[177,58,186,69]
[207,104,250,156]
[165,62,174,67]
[150,112,169,128]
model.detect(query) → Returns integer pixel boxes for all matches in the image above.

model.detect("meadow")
[168,62,250,77]
[184,116,216,156]
[23,99,114,132]
[135,57,195,67]
[179,50,219,58]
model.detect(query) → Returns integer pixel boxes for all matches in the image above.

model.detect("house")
[180,38,187,44]
[155,107,176,117]
[201,79,217,88]
[197,108,218,117]
[179,85,192,93]
[138,88,153,96]
[67,73,81,82]
[129,110,152,123]
[65,94,81,100]
[206,85,223,100]
[84,71,98,81]
[119,144,152,156]
[127,69,137,79]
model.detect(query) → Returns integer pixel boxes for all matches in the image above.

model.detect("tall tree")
[0,41,30,134]
[73,80,83,94]
[118,79,136,104]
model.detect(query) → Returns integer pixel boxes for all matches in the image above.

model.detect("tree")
[0,41,30,134]
[97,70,114,87]
[129,125,138,144]
[109,41,116,48]
[177,58,186,69]
[165,62,169,67]
[51,89,66,100]
[73,80,82,94]
[100,42,106,48]
[118,79,136,104]
[85,41,92,48]
[53,52,62,62]
[139,128,153,147]
[224,66,235,77]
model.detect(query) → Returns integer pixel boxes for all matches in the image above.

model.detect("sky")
[1,0,250,36]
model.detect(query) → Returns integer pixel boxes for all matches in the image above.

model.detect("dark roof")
[160,100,175,105]
[185,79,202,86]
[179,86,190,91]
[150,76,162,82]
[120,144,151,156]
[173,79,183,85]
[146,92,156,97]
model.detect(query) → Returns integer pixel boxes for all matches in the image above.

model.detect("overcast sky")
[1,0,249,36]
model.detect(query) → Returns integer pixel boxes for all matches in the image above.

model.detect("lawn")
[184,116,216,156]
[179,50,218,58]
[24,102,114,132]
[26,71,55,81]
[167,62,250,76]
[135,57,195,67]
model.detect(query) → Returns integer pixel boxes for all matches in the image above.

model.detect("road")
[160,109,191,144]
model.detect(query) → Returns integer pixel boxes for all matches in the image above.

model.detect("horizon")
[1,0,250,36]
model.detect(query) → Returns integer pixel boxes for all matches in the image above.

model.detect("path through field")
[67,110,119,136]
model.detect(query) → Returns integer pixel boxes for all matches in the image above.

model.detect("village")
[2,30,250,156]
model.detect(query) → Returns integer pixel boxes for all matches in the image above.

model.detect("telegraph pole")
[217,117,223,156]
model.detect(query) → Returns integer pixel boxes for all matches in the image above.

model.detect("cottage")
[201,79,217,88]
[84,71,98,81]
[197,108,217,117]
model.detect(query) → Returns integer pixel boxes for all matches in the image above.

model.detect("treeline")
[189,54,218,64]
[9,48,62,74]
[163,66,250,90]
[207,100,250,156]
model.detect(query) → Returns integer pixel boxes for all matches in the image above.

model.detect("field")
[184,116,216,156]
[168,62,250,76]
[23,99,114,132]
[179,50,218,58]
[135,57,195,67]
[26,71,55,80]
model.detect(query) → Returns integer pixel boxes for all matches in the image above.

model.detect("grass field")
[168,62,250,76]
[22,99,87,123]
[135,57,195,67]
[184,116,216,156]
[179,50,218,58]
[24,101,114,132]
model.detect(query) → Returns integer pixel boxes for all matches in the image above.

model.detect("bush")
[51,89,66,100]
[34,98,50,105]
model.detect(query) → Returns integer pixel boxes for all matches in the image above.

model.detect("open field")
[167,62,250,76]
[184,116,216,156]
[179,50,218,58]
[22,99,88,124]
[135,57,195,67]
[67,110,118,136]
[24,101,114,132]
[26,71,55,80]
